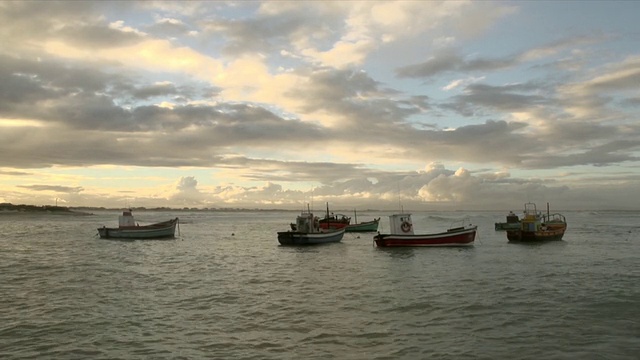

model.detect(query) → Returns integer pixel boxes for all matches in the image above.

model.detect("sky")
[1,1,639,211]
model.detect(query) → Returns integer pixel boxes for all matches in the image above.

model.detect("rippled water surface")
[1,210,638,359]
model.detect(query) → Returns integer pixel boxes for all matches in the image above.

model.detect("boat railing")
[448,216,473,231]
[543,213,566,223]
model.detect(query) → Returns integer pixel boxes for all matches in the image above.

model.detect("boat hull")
[495,222,520,231]
[506,227,566,242]
[318,221,348,230]
[277,228,345,245]
[97,218,178,239]
[374,226,477,247]
[345,219,379,232]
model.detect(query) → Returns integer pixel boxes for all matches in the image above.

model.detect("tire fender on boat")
[401,221,412,233]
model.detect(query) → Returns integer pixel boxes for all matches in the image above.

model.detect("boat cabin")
[519,202,566,232]
[506,211,519,223]
[118,210,136,227]
[389,214,414,235]
[295,212,320,233]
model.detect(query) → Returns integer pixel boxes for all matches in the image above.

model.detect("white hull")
[98,218,178,239]
[277,228,345,245]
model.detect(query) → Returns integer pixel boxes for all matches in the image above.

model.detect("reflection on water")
[376,247,415,259]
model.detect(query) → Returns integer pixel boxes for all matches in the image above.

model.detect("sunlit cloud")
[0,1,638,210]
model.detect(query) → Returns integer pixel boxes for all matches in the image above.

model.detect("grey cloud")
[0,69,54,112]
[217,157,373,185]
[0,1,142,50]
[0,170,31,176]
[620,97,640,107]
[395,35,604,79]
[0,55,131,126]
[162,64,638,172]
[447,83,549,114]
[201,4,344,57]
[585,58,640,92]
[2,54,635,173]
[0,100,335,169]
[287,68,424,134]
[396,48,518,78]
[291,69,382,106]
[131,83,180,100]
[0,54,225,132]
[129,82,217,101]
[18,185,84,193]
[542,121,618,144]
[145,18,192,38]
[521,140,640,169]
[55,22,144,49]
[0,55,122,94]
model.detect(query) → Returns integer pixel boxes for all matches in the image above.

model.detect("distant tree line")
[0,203,74,213]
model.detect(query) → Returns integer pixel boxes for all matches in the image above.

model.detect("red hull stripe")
[375,228,476,247]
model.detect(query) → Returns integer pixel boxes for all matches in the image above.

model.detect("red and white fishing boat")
[374,213,476,247]
[318,202,350,230]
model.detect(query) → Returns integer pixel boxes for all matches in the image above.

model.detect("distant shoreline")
[1,203,636,214]
[0,203,311,215]
[0,203,329,213]
[0,203,93,216]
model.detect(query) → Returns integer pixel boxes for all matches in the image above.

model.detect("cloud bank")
[0,1,638,210]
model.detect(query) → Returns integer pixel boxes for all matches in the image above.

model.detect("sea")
[0,209,638,360]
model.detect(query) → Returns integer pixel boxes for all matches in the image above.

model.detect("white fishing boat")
[374,214,476,247]
[278,210,345,245]
[97,210,179,239]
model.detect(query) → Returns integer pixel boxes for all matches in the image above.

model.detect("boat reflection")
[375,247,415,259]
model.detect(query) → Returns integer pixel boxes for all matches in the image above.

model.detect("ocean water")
[0,209,638,359]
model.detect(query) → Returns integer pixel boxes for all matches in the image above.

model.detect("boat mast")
[547,202,550,219]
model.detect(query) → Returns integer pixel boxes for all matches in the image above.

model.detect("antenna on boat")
[397,181,402,213]
[310,187,314,212]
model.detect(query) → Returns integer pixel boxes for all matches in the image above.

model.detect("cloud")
[145,17,193,38]
[418,167,479,202]
[170,176,203,206]
[396,35,605,79]
[444,82,549,114]
[396,48,518,78]
[18,185,83,193]
[0,1,638,210]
